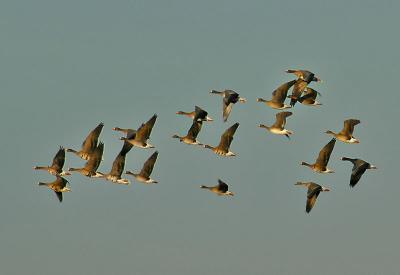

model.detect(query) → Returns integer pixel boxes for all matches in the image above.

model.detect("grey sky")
[1,0,399,274]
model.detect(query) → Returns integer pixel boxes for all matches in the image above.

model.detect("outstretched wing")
[81,122,104,154]
[136,114,157,141]
[272,111,292,129]
[217,123,239,151]
[51,146,66,172]
[315,138,336,168]
[217,179,229,193]
[340,119,360,136]
[271,80,297,103]
[140,151,158,178]
[186,121,203,140]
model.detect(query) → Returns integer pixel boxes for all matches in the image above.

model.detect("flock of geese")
[34,69,377,213]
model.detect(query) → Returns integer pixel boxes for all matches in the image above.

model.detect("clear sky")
[1,0,399,274]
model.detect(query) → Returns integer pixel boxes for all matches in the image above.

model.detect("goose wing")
[272,111,292,129]
[51,146,66,172]
[290,79,308,106]
[186,120,203,140]
[306,184,322,213]
[340,119,360,136]
[315,138,336,168]
[271,80,296,103]
[194,106,208,122]
[349,160,369,187]
[109,151,126,178]
[81,122,104,154]
[140,151,158,178]
[300,87,319,102]
[217,123,239,151]
[84,142,104,174]
[217,179,229,193]
[136,114,157,141]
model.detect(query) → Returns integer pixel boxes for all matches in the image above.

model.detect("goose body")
[210,90,246,122]
[285,69,322,83]
[120,114,157,149]
[126,151,159,184]
[341,157,377,187]
[289,79,308,107]
[295,182,330,213]
[259,111,293,139]
[38,175,71,202]
[326,119,360,143]
[301,138,336,173]
[257,80,296,110]
[200,179,234,196]
[203,122,239,157]
[68,142,104,177]
[173,120,203,146]
[67,122,104,160]
[34,146,70,176]
[96,148,130,185]
[298,87,322,106]
[176,106,213,122]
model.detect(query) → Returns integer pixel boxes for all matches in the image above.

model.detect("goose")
[325,119,360,143]
[113,127,136,154]
[301,138,336,173]
[285,69,322,83]
[176,106,213,122]
[259,111,293,139]
[203,122,239,157]
[341,157,377,188]
[257,80,296,110]
[200,179,234,196]
[295,182,330,213]
[298,87,322,106]
[67,122,104,160]
[172,120,203,145]
[34,146,71,176]
[38,175,71,203]
[96,147,130,185]
[126,151,159,184]
[68,142,104,177]
[210,90,246,122]
[289,79,308,107]
[120,114,157,149]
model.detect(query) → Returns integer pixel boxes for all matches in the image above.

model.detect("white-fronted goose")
[172,120,203,145]
[126,151,159,184]
[326,119,361,143]
[301,138,336,173]
[67,122,104,160]
[259,111,293,139]
[68,142,104,177]
[295,182,330,213]
[38,175,71,203]
[176,106,213,122]
[341,157,377,188]
[96,147,130,185]
[120,114,157,149]
[34,146,71,176]
[200,179,234,196]
[257,80,296,110]
[203,122,239,157]
[298,87,322,106]
[289,79,308,107]
[285,69,322,83]
[113,127,136,154]
[210,90,246,122]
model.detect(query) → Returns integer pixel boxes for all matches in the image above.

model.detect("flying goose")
[96,147,130,185]
[113,127,136,154]
[126,151,159,184]
[289,79,308,107]
[203,122,239,157]
[200,179,234,196]
[301,138,336,173]
[298,87,322,106]
[67,122,104,160]
[172,120,203,145]
[120,114,157,149]
[38,175,71,203]
[176,106,213,122]
[68,142,104,177]
[257,80,296,110]
[285,69,322,83]
[341,157,377,188]
[210,90,246,122]
[34,146,71,176]
[325,119,360,143]
[259,111,293,139]
[295,182,330,213]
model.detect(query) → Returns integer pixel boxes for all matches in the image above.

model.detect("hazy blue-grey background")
[2,0,399,274]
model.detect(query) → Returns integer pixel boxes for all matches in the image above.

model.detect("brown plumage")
[289,79,308,107]
[68,142,104,177]
[326,119,360,143]
[67,122,104,160]
[259,111,293,139]
[126,151,159,184]
[298,87,322,106]
[173,120,203,145]
[295,182,330,213]
[203,122,239,157]
[33,146,70,176]
[285,69,322,83]
[176,106,213,122]
[301,138,336,173]
[200,179,234,196]
[96,147,130,185]
[341,157,377,188]
[120,114,157,149]
[210,90,246,122]
[257,80,296,109]
[38,175,71,203]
